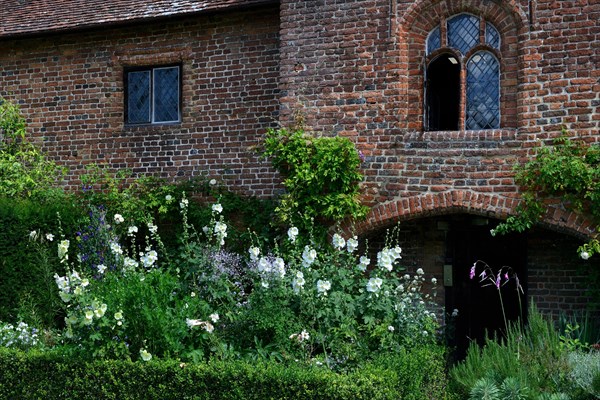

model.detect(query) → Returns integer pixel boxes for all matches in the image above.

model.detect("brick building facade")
[1,0,599,347]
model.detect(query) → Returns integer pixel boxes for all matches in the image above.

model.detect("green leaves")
[0,98,65,200]
[263,128,369,231]
[495,132,600,253]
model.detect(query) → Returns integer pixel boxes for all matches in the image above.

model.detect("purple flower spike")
[495,273,501,289]
[358,150,366,162]
[504,272,509,280]
[469,265,476,280]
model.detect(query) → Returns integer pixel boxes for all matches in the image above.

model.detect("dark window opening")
[426,55,461,131]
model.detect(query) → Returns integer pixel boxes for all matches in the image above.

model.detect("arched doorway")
[443,215,527,359]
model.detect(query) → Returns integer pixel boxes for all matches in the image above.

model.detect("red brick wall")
[0,0,598,322]
[278,0,599,228]
[527,229,598,318]
[0,5,281,196]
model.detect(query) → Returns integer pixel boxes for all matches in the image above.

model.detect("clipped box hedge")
[0,347,450,399]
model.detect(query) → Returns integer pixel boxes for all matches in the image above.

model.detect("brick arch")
[398,0,529,32]
[350,190,597,239]
[394,0,528,131]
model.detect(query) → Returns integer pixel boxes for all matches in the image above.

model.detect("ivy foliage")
[0,98,65,199]
[263,128,369,231]
[494,131,600,256]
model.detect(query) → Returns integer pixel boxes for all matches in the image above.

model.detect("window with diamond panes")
[425,14,501,131]
[466,52,500,129]
[126,65,180,124]
[447,14,479,55]
[427,26,441,54]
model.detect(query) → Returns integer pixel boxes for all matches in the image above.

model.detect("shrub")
[0,97,65,199]
[0,347,451,399]
[450,304,577,399]
[15,193,441,372]
[0,196,81,327]
[568,350,600,398]
[263,128,369,233]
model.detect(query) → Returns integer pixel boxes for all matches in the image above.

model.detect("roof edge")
[0,0,279,40]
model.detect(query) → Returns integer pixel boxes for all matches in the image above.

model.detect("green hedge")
[0,347,450,399]
[0,196,81,326]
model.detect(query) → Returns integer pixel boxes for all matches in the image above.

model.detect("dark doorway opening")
[426,54,461,131]
[443,215,527,360]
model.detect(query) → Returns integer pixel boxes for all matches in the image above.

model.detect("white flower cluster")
[114,310,124,326]
[140,348,152,361]
[316,279,331,296]
[249,246,260,262]
[123,257,139,271]
[0,322,40,349]
[212,203,223,214]
[140,250,158,269]
[147,223,158,234]
[287,227,299,243]
[332,233,346,250]
[256,256,286,280]
[376,246,402,272]
[58,239,70,262]
[76,299,108,326]
[292,271,306,293]
[366,277,383,293]
[289,329,310,342]
[214,222,228,246]
[332,233,359,253]
[357,255,370,272]
[54,270,89,303]
[186,318,215,333]
[110,242,123,256]
[302,246,317,268]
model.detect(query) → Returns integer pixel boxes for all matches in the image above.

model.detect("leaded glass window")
[425,15,502,131]
[153,67,180,123]
[427,26,441,55]
[447,14,479,55]
[466,52,500,129]
[486,22,500,50]
[126,65,180,124]
[127,71,151,124]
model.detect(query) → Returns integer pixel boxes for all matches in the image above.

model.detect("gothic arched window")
[425,14,501,131]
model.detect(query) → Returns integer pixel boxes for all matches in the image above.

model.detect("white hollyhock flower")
[287,227,299,243]
[332,234,345,250]
[366,277,383,293]
[302,246,317,267]
[346,236,359,253]
[316,279,331,295]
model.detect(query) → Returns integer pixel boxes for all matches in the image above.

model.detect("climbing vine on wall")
[263,127,369,232]
[494,130,600,258]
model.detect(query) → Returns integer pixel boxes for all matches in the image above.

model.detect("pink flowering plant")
[469,260,524,331]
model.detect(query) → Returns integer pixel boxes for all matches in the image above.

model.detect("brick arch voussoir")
[348,191,596,240]
[398,0,528,36]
